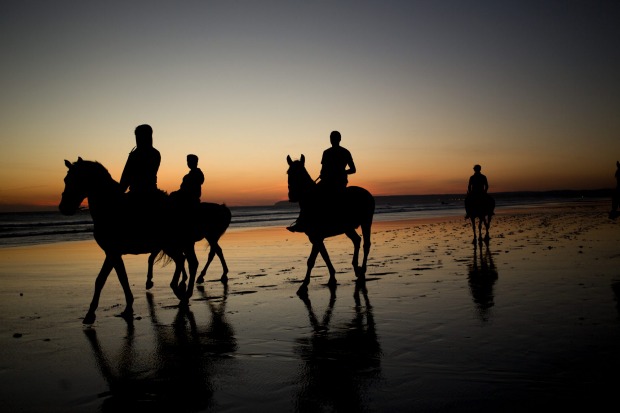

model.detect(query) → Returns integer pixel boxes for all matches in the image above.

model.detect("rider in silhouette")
[318,130,356,193]
[287,131,356,232]
[171,154,204,207]
[465,164,489,219]
[120,124,161,196]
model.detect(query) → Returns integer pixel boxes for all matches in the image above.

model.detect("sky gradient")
[1,1,619,211]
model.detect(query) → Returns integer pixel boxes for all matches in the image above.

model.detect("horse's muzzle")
[58,198,78,216]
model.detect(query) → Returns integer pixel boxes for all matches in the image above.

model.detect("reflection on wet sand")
[84,287,236,412]
[294,282,382,412]
[467,240,499,322]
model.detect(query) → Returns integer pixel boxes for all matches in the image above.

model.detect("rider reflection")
[467,241,499,323]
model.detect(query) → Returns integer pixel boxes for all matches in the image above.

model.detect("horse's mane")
[77,160,114,181]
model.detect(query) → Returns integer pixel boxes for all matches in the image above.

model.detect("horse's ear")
[287,155,293,165]
[64,159,72,169]
[300,154,305,165]
[78,157,83,162]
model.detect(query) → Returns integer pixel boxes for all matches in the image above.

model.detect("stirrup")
[287,220,304,233]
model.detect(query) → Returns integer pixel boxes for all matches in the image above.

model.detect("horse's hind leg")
[484,214,492,241]
[213,243,229,282]
[197,242,229,284]
[360,221,372,279]
[170,254,186,300]
[146,251,157,290]
[184,247,199,301]
[346,229,364,279]
[83,256,114,324]
[318,243,337,287]
[197,247,215,284]
[470,218,477,244]
[112,257,134,319]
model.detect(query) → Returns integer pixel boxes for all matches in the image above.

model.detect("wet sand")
[1,201,620,412]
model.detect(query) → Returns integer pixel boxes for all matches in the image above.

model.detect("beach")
[1,201,619,412]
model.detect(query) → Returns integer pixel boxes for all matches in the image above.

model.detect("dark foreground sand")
[1,201,619,412]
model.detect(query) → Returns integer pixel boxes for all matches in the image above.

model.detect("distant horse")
[465,194,495,243]
[145,202,231,289]
[286,155,375,294]
[59,158,206,324]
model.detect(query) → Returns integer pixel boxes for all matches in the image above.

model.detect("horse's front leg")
[297,243,321,295]
[83,256,115,324]
[146,251,158,290]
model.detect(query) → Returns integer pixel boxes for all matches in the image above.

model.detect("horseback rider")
[287,130,356,233]
[120,124,161,196]
[318,130,356,194]
[465,164,489,219]
[171,154,204,207]
[118,124,162,231]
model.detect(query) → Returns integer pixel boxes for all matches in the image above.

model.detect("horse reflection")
[294,283,382,411]
[84,289,237,412]
[467,241,499,322]
[195,284,237,355]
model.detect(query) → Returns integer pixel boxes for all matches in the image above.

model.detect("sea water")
[0,194,600,248]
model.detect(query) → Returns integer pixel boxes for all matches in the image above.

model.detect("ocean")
[0,192,607,248]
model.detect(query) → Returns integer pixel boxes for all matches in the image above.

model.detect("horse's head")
[59,157,113,215]
[287,154,314,202]
[59,158,88,215]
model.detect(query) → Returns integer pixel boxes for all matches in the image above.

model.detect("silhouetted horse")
[286,155,374,294]
[59,158,207,324]
[466,194,495,243]
[145,202,231,289]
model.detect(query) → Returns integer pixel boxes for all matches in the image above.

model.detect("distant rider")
[465,164,489,219]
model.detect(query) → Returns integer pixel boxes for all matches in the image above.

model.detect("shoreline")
[1,200,619,411]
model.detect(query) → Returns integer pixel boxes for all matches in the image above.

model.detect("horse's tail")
[155,250,173,267]
[200,202,232,244]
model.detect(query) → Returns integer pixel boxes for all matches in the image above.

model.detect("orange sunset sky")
[1,1,619,211]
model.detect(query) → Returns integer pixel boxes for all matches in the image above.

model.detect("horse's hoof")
[196,276,204,284]
[171,286,184,301]
[117,309,133,321]
[83,312,96,325]
[146,280,154,290]
[220,274,228,284]
[296,284,309,296]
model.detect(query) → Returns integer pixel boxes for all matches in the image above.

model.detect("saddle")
[302,185,351,229]
[465,193,494,217]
